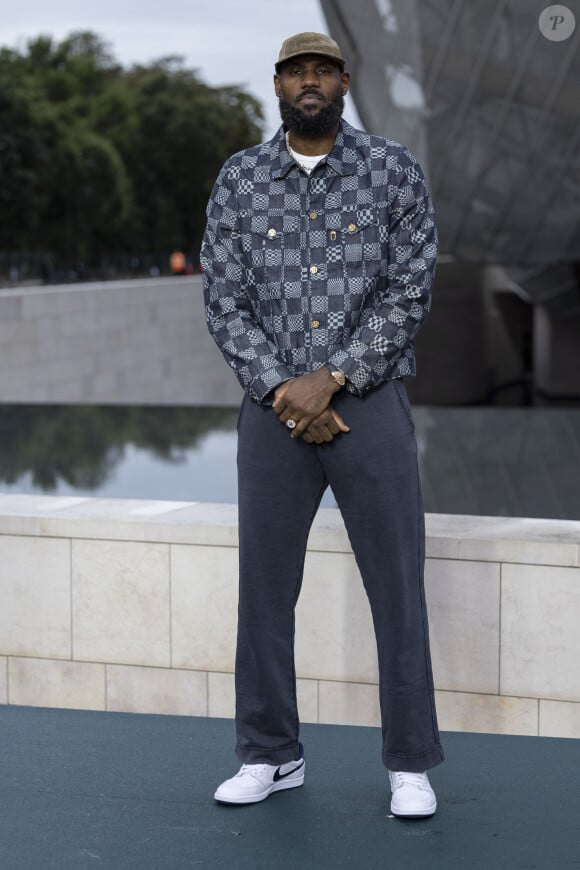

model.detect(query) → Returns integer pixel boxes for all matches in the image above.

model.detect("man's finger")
[279,409,304,433]
[326,417,340,435]
[272,383,293,415]
[330,408,350,432]
[301,417,337,444]
[310,419,336,442]
[290,414,315,439]
[273,380,292,405]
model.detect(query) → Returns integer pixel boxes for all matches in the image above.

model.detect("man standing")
[201,32,444,818]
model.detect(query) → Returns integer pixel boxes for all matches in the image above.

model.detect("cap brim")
[275,52,345,73]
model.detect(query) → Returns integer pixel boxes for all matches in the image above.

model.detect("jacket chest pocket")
[326,207,382,278]
[250,216,300,291]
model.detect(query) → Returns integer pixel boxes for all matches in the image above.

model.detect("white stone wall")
[0,278,242,405]
[1,494,579,738]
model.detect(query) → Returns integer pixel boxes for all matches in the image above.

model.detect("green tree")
[122,57,263,254]
[0,47,53,249]
[0,31,263,272]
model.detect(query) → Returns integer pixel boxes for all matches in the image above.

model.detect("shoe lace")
[391,771,428,789]
[238,763,271,780]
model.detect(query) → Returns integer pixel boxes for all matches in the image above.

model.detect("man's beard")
[279,91,344,136]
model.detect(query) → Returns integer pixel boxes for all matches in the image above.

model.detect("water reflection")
[0,405,239,501]
[1,404,579,520]
[414,408,580,520]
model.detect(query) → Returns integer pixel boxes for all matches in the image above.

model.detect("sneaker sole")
[214,770,305,805]
[390,800,437,818]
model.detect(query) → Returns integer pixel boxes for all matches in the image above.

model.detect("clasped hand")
[272,370,350,444]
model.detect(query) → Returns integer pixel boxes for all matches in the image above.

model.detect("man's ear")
[274,73,281,97]
[341,71,350,94]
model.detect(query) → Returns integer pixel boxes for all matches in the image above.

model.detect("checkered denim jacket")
[200,120,437,403]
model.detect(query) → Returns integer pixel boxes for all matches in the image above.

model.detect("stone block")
[435,690,538,735]
[0,536,70,658]
[425,514,580,567]
[208,672,235,719]
[72,539,170,666]
[0,295,23,321]
[171,544,238,671]
[0,657,7,703]
[9,657,105,710]
[501,564,580,701]
[318,681,381,727]
[106,664,207,716]
[539,699,580,738]
[297,678,319,724]
[296,551,378,683]
[426,558,500,694]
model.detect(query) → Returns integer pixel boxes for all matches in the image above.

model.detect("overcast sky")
[3,0,362,138]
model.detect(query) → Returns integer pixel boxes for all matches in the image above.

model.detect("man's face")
[274,55,349,136]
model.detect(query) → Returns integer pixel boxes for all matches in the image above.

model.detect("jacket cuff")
[327,351,373,397]
[249,366,294,405]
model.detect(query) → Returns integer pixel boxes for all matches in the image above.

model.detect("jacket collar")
[270,119,358,179]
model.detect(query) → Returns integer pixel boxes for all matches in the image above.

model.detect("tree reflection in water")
[3,405,580,520]
[0,405,238,491]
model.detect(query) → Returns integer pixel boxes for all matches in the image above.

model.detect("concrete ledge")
[426,512,580,567]
[1,494,578,564]
[1,494,579,737]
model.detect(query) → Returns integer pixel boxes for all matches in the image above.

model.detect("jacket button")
[310,265,318,275]
[348,223,357,233]
[267,228,277,238]
[309,211,318,220]
[311,320,320,328]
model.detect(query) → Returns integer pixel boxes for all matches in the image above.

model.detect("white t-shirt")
[286,132,328,174]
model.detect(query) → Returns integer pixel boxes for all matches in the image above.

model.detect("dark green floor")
[1,705,578,869]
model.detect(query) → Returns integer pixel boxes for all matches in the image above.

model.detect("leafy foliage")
[0,32,263,269]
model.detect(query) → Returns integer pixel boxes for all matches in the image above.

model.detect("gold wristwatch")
[328,369,346,387]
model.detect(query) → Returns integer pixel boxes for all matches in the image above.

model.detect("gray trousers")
[235,378,444,773]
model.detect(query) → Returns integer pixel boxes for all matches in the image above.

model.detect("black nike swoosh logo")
[273,759,305,782]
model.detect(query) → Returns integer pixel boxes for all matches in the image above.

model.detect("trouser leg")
[320,379,444,772]
[235,395,326,764]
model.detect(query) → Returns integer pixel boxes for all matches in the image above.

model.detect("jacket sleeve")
[327,147,437,396]
[200,162,293,404]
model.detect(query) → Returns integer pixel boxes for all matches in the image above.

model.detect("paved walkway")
[1,706,578,869]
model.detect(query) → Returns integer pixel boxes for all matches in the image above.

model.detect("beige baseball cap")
[275,32,346,72]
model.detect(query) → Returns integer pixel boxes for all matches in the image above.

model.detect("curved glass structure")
[321,0,580,401]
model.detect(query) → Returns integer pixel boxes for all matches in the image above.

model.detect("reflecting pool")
[1,404,579,520]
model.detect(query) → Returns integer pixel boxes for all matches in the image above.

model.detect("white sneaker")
[388,770,437,818]
[214,758,305,805]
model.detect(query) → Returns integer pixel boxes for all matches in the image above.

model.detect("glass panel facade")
[321,0,580,267]
[321,0,580,401]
